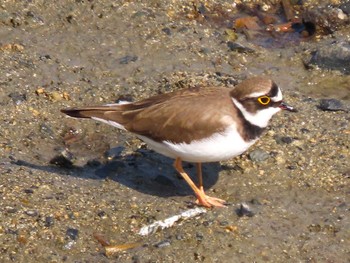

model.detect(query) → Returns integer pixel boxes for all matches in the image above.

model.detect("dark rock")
[162,27,171,35]
[97,211,107,219]
[198,3,208,14]
[66,228,79,241]
[25,210,39,217]
[39,54,51,60]
[119,55,138,64]
[302,6,348,35]
[44,216,55,227]
[8,92,27,105]
[275,135,294,144]
[249,149,269,162]
[227,41,254,53]
[154,239,171,248]
[195,232,204,241]
[23,188,34,194]
[305,41,350,74]
[318,99,346,111]
[236,203,255,217]
[287,165,297,170]
[6,207,18,213]
[300,128,310,133]
[340,2,350,15]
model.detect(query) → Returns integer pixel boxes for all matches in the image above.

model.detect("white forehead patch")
[247,91,268,98]
[247,87,283,102]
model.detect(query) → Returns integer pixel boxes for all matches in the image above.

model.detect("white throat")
[232,98,281,128]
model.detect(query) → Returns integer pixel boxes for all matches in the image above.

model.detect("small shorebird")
[61,76,295,207]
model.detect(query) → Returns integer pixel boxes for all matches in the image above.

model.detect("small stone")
[25,210,39,217]
[300,128,310,133]
[318,99,346,111]
[66,228,79,241]
[8,92,27,105]
[162,27,171,35]
[44,216,55,227]
[119,55,138,64]
[249,149,269,162]
[236,203,255,217]
[23,188,34,194]
[195,232,204,241]
[275,135,294,144]
[97,211,107,219]
[6,207,18,213]
[227,41,254,53]
[287,165,297,170]
[154,239,171,248]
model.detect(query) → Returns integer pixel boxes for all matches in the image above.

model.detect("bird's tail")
[61,106,114,119]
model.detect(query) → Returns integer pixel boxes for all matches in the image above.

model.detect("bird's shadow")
[12,147,221,198]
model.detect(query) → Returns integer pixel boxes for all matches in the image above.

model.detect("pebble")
[119,55,138,64]
[66,228,79,241]
[274,136,294,144]
[236,203,255,217]
[249,149,269,162]
[318,99,346,111]
[227,41,254,53]
[195,232,204,241]
[97,211,108,219]
[154,239,171,248]
[44,216,55,227]
[25,210,39,217]
[162,27,171,35]
[6,207,18,214]
[8,92,27,105]
[23,188,34,194]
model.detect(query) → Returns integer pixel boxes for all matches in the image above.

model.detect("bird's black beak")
[279,101,297,112]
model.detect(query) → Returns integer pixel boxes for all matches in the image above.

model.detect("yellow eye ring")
[258,96,271,105]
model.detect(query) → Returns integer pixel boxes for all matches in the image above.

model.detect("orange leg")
[174,158,226,208]
[196,163,203,192]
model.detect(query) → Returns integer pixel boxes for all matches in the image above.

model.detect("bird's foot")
[195,191,226,208]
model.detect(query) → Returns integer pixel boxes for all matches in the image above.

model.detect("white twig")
[138,207,207,236]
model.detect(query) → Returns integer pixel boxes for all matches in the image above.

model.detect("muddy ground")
[0,1,349,262]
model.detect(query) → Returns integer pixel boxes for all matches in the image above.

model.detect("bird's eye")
[257,96,271,105]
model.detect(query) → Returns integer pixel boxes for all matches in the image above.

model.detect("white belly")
[138,124,257,163]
